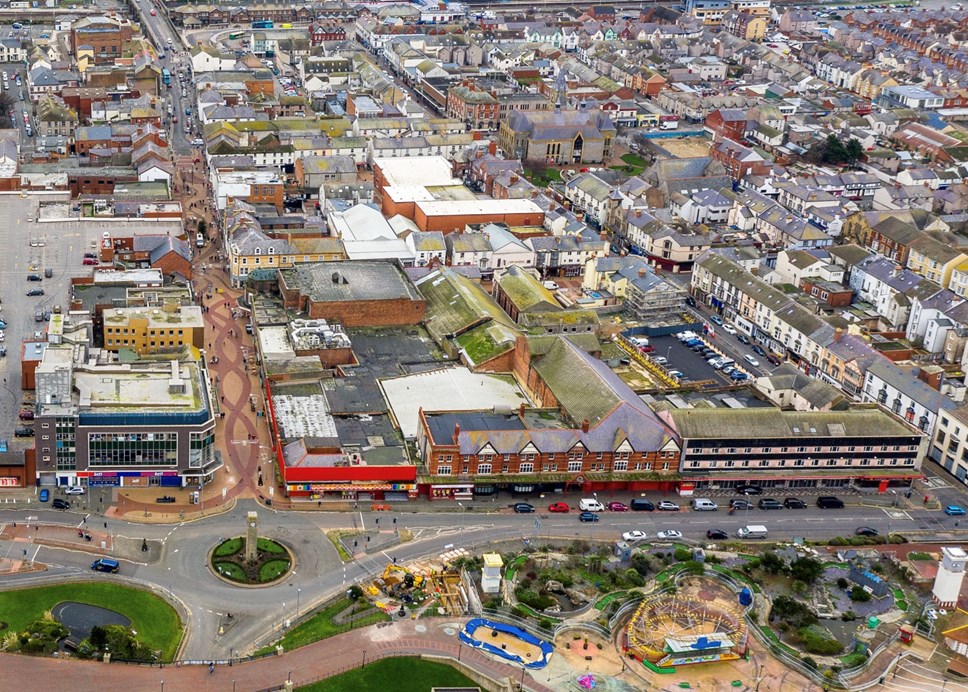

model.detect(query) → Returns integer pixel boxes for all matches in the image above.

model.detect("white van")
[736,525,768,539]
[578,498,605,512]
[677,331,698,342]
[691,498,718,511]
[196,232,204,248]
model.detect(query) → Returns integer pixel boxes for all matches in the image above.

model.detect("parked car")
[657,501,680,511]
[26,289,44,296]
[767,354,782,366]
[578,511,599,522]
[737,334,751,345]
[735,485,764,495]
[52,498,70,510]
[783,498,806,509]
[706,529,728,540]
[722,324,737,335]
[758,498,783,510]
[855,526,879,537]
[26,273,41,281]
[513,502,535,513]
[83,257,98,265]
[730,499,754,510]
[945,505,967,516]
[14,427,34,437]
[752,345,766,356]
[548,502,570,513]
[39,488,49,502]
[622,530,648,543]
[730,371,748,381]
[64,486,85,495]
[18,410,33,420]
[630,499,655,511]
[709,315,724,326]
[607,501,628,511]
[656,530,682,540]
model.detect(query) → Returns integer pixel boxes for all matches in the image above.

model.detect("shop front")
[75,470,184,487]
[428,483,473,500]
[287,481,417,502]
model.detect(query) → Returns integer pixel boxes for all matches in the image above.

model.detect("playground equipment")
[625,576,748,669]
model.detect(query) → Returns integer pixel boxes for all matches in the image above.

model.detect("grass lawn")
[621,153,648,168]
[215,562,246,581]
[213,537,242,557]
[0,583,182,661]
[260,559,291,582]
[298,656,476,691]
[261,597,391,654]
[525,167,562,186]
[258,538,286,554]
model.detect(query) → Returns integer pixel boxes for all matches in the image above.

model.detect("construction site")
[364,549,470,617]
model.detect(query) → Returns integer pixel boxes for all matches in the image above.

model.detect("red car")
[82,257,98,265]
[607,501,628,511]
[548,502,570,513]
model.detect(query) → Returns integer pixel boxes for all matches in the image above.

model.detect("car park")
[39,488,49,502]
[578,511,599,522]
[513,502,535,513]
[656,530,682,540]
[706,529,728,540]
[945,505,966,516]
[622,530,647,543]
[758,498,783,510]
[607,501,628,511]
[657,501,680,511]
[548,502,569,513]
[783,498,806,509]
[52,498,69,510]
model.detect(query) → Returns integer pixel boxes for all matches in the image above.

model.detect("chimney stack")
[636,209,643,217]
[834,327,844,342]
[519,403,526,418]
[581,419,590,433]
[638,267,646,277]
[454,423,461,440]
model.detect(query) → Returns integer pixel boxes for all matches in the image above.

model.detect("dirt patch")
[656,137,713,159]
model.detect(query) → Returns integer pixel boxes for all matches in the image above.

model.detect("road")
[0,495,961,659]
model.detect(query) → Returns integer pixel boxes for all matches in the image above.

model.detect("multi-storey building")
[446,81,499,131]
[684,0,769,24]
[498,109,614,165]
[70,16,133,65]
[33,346,219,489]
[664,407,927,493]
[102,305,205,355]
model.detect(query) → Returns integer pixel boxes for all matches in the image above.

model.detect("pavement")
[0,617,555,692]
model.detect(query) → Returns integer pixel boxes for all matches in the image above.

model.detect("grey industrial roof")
[280,261,421,304]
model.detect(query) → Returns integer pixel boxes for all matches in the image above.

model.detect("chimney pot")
[454,423,461,439]
[581,418,590,433]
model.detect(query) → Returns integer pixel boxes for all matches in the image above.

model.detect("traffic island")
[209,510,294,586]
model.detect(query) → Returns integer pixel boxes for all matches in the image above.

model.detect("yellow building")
[103,304,205,354]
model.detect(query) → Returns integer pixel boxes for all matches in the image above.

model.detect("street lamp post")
[457,501,464,548]
[296,587,301,620]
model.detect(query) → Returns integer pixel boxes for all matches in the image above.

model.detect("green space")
[258,597,391,655]
[215,562,246,581]
[258,538,287,554]
[260,559,291,582]
[456,327,510,364]
[594,592,628,611]
[525,166,562,186]
[0,583,182,661]
[611,152,648,176]
[297,656,476,692]
[213,537,242,557]
[505,555,527,582]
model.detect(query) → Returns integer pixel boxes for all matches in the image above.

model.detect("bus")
[228,31,243,40]
[162,68,171,86]
[251,20,274,29]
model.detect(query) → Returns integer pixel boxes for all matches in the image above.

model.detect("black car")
[578,511,600,522]
[52,498,69,510]
[783,497,806,509]
[706,529,728,540]
[513,502,535,513]
[26,274,41,281]
[14,427,34,437]
[752,345,766,357]
[685,295,697,307]
[735,485,764,495]
[26,289,44,296]
[758,498,783,510]
[83,252,97,259]
[630,499,655,511]
[730,499,754,510]
[817,496,845,509]
[855,526,879,537]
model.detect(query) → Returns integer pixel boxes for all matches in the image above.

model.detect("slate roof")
[670,407,917,439]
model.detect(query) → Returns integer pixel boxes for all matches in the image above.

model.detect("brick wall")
[287,297,426,327]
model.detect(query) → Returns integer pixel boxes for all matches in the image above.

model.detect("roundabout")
[210,536,293,586]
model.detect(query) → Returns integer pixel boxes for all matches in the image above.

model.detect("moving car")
[607,501,628,511]
[709,315,724,326]
[737,334,751,345]
[945,505,967,516]
[706,529,728,540]
[578,511,599,522]
[548,502,569,513]
[656,530,682,540]
[91,558,119,573]
[52,498,69,510]
[855,527,879,537]
[622,530,648,543]
[39,488,49,502]
[783,498,806,509]
[752,345,766,356]
[657,501,680,511]
[513,502,535,513]
[722,324,737,335]
[150,8,156,15]
[743,354,760,367]
[64,486,85,495]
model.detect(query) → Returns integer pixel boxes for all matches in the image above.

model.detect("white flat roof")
[258,326,294,358]
[373,155,456,187]
[416,199,544,217]
[380,367,529,439]
[383,185,439,203]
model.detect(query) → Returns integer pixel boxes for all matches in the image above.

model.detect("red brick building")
[710,138,772,180]
[704,108,750,142]
[800,278,853,307]
[446,80,499,131]
[70,17,133,65]
[278,261,426,327]
[308,22,347,45]
[416,337,680,499]
[107,234,193,280]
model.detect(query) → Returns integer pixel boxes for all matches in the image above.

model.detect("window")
[437,466,451,475]
[477,463,492,475]
[567,461,582,472]
[519,462,533,473]
[614,460,628,471]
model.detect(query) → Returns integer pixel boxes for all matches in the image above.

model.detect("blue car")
[39,488,49,502]
[730,371,748,381]
[945,505,966,516]
[710,315,724,326]
[578,511,600,522]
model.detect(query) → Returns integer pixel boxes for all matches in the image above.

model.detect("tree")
[790,557,824,585]
[823,134,848,164]
[759,550,786,575]
[845,139,864,165]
